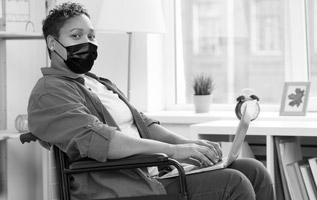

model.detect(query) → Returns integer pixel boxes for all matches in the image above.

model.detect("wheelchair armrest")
[69,153,169,170]
[62,151,188,197]
[20,132,39,144]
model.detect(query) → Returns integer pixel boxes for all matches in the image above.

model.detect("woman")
[28,2,274,200]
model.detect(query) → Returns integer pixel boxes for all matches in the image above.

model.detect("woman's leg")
[228,158,275,200]
[158,158,274,200]
[159,167,256,200]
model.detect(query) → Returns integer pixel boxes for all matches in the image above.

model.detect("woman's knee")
[225,169,256,200]
[230,158,273,186]
[229,158,274,200]
[185,169,256,200]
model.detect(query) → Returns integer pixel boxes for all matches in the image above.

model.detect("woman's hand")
[170,142,221,167]
[192,139,223,161]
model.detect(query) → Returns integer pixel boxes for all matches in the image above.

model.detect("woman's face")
[58,14,97,46]
[49,13,97,65]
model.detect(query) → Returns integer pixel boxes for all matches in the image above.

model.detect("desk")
[190,120,317,192]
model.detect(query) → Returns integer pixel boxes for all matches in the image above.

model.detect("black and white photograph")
[1,1,317,200]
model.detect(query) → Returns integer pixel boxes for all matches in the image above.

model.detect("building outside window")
[175,0,285,106]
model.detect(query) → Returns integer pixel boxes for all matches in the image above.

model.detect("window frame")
[250,0,284,56]
[160,0,315,112]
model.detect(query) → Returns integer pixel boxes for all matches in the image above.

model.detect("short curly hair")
[42,2,90,40]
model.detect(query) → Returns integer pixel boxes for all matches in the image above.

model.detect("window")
[250,0,283,55]
[307,0,317,98]
[175,0,285,107]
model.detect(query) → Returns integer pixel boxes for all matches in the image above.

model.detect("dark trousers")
[159,158,275,200]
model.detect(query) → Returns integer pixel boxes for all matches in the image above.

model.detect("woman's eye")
[71,34,80,39]
[89,35,96,40]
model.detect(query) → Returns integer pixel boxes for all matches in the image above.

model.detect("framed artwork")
[279,82,311,116]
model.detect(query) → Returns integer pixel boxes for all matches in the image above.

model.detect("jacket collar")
[41,67,84,79]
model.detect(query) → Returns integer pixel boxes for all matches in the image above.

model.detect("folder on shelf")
[308,157,317,189]
[274,139,287,200]
[275,136,303,200]
[286,161,307,200]
[299,160,317,200]
[290,160,310,200]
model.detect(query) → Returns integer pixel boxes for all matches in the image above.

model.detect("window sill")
[146,110,317,124]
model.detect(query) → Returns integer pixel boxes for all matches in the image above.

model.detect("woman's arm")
[148,123,192,144]
[148,123,222,161]
[107,130,218,165]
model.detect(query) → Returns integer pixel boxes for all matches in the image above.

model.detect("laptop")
[159,101,253,179]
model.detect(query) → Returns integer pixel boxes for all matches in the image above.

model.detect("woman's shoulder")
[31,74,82,98]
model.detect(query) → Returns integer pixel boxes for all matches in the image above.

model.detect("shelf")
[0,130,20,140]
[0,31,43,40]
[190,119,317,197]
[190,120,317,137]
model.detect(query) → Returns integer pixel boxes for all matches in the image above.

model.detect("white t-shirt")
[84,76,140,138]
[84,76,159,176]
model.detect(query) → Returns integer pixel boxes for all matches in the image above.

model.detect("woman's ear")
[47,35,67,60]
[47,35,55,51]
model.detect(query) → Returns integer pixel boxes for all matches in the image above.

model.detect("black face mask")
[54,39,98,74]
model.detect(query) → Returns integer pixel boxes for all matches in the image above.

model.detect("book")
[293,160,309,200]
[308,157,317,188]
[275,137,290,200]
[286,162,306,200]
[275,136,303,200]
[274,138,286,200]
[299,160,317,200]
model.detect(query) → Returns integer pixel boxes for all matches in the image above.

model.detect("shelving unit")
[190,119,317,197]
[0,31,43,39]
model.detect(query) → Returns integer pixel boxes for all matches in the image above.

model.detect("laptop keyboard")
[182,156,229,172]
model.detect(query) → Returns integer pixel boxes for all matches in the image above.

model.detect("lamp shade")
[96,0,166,33]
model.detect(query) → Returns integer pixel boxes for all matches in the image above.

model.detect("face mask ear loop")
[52,38,67,61]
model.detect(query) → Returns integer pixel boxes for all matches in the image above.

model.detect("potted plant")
[192,73,214,113]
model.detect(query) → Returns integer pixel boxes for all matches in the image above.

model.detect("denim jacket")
[27,67,166,199]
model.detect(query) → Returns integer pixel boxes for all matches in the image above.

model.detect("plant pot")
[193,94,213,113]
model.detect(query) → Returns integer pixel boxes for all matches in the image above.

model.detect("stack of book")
[275,136,317,200]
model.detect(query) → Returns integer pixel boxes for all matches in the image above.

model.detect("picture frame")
[279,82,311,116]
